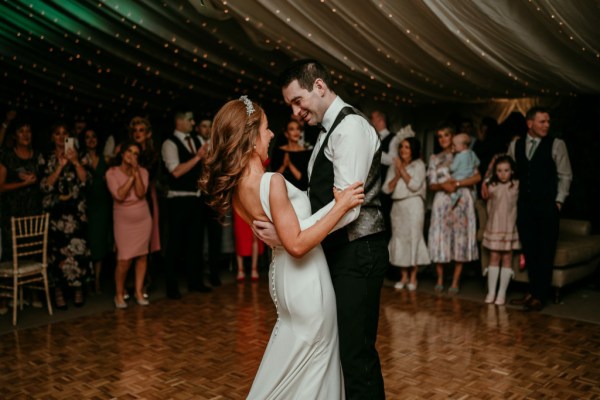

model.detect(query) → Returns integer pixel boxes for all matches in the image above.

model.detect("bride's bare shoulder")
[268,173,287,193]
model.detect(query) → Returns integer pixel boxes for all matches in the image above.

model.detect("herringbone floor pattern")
[1,282,599,399]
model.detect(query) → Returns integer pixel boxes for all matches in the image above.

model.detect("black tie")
[317,123,326,133]
[185,135,196,153]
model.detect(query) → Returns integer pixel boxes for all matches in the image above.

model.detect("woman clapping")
[106,142,152,308]
[382,137,430,291]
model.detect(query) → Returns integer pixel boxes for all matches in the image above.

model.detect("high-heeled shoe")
[236,272,246,283]
[251,271,260,282]
[114,296,128,309]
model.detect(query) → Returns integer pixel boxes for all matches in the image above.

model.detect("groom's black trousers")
[324,231,388,400]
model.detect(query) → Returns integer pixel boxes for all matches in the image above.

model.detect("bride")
[200,96,363,399]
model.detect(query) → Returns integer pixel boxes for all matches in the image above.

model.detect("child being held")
[450,133,480,208]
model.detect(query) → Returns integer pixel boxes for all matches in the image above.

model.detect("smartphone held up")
[64,137,76,153]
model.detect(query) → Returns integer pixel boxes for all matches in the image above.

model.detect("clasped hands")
[18,170,37,185]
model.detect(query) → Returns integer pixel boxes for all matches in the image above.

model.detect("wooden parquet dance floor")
[2,281,600,399]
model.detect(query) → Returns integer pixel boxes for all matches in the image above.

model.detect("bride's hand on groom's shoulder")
[333,181,365,211]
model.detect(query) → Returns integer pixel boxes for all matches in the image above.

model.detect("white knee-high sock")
[485,266,500,304]
[495,267,514,305]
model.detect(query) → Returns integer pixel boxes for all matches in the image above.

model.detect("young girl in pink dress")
[481,155,520,305]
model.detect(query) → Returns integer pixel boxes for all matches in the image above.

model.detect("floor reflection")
[1,281,599,399]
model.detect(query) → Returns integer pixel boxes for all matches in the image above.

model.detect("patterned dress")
[39,152,91,287]
[427,151,479,263]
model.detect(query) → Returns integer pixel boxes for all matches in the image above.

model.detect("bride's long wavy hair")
[199,98,264,224]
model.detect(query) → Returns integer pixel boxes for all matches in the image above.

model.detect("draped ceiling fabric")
[0,0,598,122]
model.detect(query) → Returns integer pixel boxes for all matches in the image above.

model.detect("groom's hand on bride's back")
[252,220,281,247]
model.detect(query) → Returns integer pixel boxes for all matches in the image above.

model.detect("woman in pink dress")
[106,141,152,308]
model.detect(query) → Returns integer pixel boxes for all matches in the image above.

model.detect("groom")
[255,59,388,399]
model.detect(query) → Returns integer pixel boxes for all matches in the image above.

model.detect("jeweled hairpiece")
[239,95,255,116]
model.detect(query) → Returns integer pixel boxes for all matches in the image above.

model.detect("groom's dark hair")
[278,59,334,92]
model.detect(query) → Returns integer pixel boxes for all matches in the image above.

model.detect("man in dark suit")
[508,107,572,311]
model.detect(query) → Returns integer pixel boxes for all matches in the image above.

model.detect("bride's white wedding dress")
[247,172,344,400]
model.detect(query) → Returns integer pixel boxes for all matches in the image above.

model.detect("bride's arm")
[269,174,363,258]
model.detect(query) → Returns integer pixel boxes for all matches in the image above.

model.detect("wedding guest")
[481,155,520,305]
[370,110,397,237]
[449,133,480,208]
[106,141,151,308]
[233,209,263,282]
[508,107,572,311]
[161,109,211,298]
[129,116,161,294]
[427,125,480,294]
[81,127,112,293]
[0,120,42,260]
[270,119,311,190]
[382,137,430,290]
[39,122,91,309]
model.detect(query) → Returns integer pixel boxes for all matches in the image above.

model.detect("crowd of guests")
[373,107,572,311]
[0,110,231,312]
[0,103,572,314]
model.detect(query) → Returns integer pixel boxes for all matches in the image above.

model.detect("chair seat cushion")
[554,234,600,267]
[0,259,44,277]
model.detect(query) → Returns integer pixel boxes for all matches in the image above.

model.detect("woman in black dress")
[0,120,42,259]
[81,127,112,293]
[270,119,311,191]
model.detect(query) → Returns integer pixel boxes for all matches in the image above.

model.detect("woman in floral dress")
[39,122,91,309]
[427,125,480,294]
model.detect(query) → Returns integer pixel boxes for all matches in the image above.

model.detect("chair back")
[10,213,50,270]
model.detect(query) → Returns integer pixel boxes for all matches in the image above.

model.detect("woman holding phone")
[39,122,91,309]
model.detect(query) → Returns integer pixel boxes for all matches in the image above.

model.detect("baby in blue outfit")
[450,133,480,208]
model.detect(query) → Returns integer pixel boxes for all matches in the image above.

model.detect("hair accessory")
[239,95,255,116]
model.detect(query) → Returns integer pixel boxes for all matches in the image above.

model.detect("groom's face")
[282,79,325,126]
